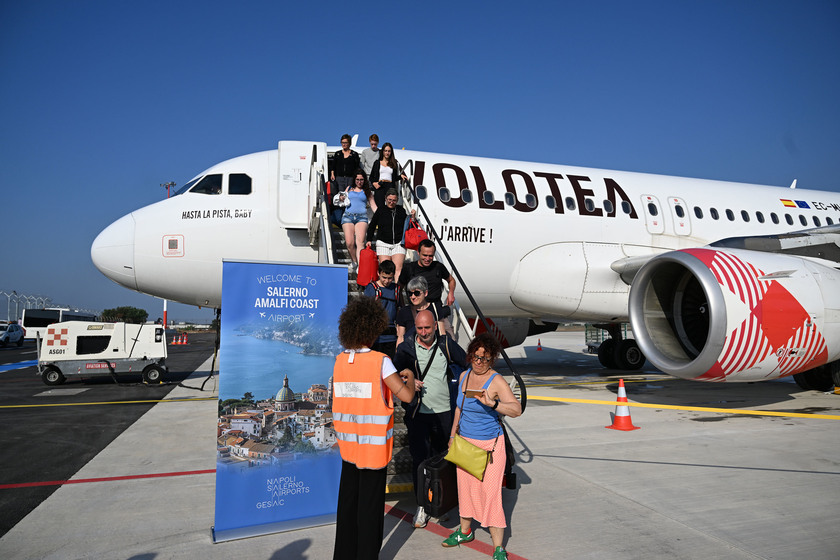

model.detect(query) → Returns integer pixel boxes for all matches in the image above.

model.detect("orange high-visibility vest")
[332,350,394,469]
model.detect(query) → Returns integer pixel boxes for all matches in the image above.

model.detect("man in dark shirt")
[398,239,456,307]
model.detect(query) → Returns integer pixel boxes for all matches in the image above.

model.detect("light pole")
[160,181,175,327]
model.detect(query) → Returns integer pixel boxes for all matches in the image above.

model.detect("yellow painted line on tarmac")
[528,395,840,420]
[0,397,218,409]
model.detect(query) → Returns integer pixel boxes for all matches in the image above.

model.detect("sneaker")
[412,506,428,528]
[441,526,474,547]
[492,546,508,560]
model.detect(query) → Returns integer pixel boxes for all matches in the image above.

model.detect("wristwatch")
[491,399,500,410]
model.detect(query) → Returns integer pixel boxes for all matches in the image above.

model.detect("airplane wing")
[611,224,840,285]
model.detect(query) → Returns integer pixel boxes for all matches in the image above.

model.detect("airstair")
[299,140,525,492]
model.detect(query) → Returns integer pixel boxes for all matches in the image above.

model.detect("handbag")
[446,432,492,481]
[403,218,428,251]
[443,370,499,481]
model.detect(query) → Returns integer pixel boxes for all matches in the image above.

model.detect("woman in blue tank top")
[443,333,522,560]
[341,171,373,272]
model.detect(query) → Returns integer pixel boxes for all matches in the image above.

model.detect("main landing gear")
[594,323,646,371]
[792,361,840,392]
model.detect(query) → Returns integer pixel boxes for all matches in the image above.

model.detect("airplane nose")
[91,213,137,290]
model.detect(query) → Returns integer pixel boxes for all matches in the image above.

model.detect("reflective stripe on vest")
[333,350,394,469]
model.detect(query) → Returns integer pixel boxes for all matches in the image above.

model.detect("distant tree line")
[101,306,149,324]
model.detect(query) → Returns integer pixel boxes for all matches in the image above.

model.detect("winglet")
[789,179,797,189]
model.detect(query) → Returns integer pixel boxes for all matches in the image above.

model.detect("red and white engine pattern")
[629,248,840,382]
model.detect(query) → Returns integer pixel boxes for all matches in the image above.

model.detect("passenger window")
[770,213,779,224]
[584,198,595,213]
[675,205,685,218]
[694,206,703,219]
[545,195,556,210]
[799,215,807,226]
[812,216,821,227]
[785,214,793,225]
[525,193,537,209]
[504,192,516,206]
[439,187,451,203]
[741,210,750,222]
[827,217,834,225]
[461,189,473,204]
[483,191,495,205]
[725,209,735,221]
[229,173,252,195]
[415,185,428,200]
[756,212,765,223]
[647,203,658,217]
[621,201,632,214]
[190,174,223,195]
[603,199,614,214]
[565,197,576,211]
[710,208,719,220]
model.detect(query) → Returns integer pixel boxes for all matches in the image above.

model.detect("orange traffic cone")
[171,334,178,345]
[537,339,542,351]
[183,332,188,345]
[606,379,640,431]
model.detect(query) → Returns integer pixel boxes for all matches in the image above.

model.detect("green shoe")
[441,527,475,547]
[493,546,508,560]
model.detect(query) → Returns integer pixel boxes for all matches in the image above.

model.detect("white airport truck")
[36,321,168,386]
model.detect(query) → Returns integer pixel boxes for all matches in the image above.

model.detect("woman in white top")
[369,143,408,211]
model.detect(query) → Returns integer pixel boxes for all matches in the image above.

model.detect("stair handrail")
[396,176,527,412]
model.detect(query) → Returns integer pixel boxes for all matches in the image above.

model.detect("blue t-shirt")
[364,282,398,343]
[457,370,503,440]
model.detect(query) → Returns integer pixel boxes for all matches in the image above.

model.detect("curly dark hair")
[338,297,387,349]
[466,332,502,366]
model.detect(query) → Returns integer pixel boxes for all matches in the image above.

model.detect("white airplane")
[91,140,840,391]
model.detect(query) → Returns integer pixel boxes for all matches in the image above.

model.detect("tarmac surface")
[1,330,839,559]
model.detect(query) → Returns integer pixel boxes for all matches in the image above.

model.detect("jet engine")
[628,248,840,384]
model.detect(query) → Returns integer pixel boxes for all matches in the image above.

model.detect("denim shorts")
[341,212,368,225]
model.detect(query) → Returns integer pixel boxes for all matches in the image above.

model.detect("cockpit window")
[173,177,201,196]
[190,174,223,195]
[230,173,252,195]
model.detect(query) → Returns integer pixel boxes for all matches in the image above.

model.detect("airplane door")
[277,141,321,229]
[641,194,665,234]
[668,197,691,236]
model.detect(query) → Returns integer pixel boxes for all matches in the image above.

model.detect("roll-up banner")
[213,260,348,543]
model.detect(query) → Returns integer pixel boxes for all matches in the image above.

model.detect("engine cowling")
[628,248,840,381]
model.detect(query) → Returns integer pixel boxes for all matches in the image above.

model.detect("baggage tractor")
[417,451,458,518]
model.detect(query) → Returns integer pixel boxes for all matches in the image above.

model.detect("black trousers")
[404,410,453,499]
[333,460,387,560]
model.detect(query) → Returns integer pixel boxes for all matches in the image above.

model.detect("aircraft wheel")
[792,372,813,391]
[615,339,646,370]
[142,365,164,384]
[597,339,617,369]
[42,366,66,386]
[803,365,834,392]
[830,361,840,388]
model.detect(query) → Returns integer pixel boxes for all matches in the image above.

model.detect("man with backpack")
[363,260,399,360]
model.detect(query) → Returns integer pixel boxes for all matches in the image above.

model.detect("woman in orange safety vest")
[332,297,415,560]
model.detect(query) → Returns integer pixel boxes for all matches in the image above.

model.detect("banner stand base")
[212,513,336,543]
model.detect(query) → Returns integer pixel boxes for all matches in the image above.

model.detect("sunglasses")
[472,355,492,363]
[408,290,425,297]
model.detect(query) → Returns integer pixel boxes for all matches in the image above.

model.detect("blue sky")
[1,1,838,322]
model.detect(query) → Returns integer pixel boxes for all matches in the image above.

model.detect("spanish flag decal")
[780,199,797,208]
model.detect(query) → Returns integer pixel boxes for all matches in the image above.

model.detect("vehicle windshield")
[173,176,202,196]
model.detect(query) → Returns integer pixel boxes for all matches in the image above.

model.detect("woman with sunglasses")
[442,333,521,560]
[341,172,374,273]
[369,142,408,211]
[394,275,449,347]
[365,188,408,281]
